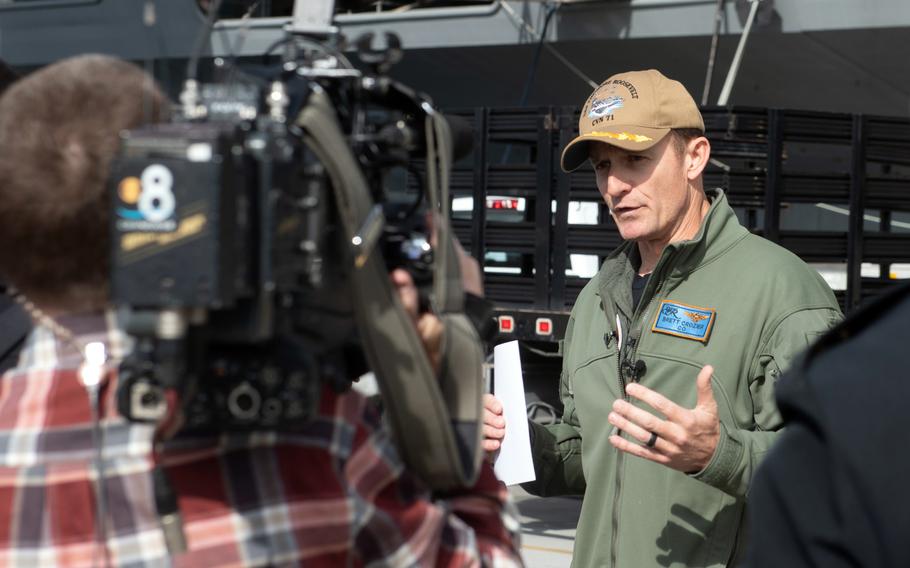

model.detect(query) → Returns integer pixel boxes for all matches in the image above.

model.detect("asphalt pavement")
[511,485,581,567]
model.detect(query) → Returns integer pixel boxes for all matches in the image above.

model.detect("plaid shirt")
[0,312,523,567]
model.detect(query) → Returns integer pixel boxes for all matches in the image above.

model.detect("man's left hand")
[607,365,720,473]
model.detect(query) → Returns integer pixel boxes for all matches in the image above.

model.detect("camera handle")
[298,91,484,490]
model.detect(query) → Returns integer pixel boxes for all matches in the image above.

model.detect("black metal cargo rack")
[437,105,910,342]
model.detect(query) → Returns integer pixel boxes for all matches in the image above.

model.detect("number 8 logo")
[138,164,176,223]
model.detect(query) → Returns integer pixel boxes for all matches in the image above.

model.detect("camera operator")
[0,54,521,567]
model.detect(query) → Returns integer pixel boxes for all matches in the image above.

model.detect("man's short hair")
[670,127,706,158]
[0,55,169,312]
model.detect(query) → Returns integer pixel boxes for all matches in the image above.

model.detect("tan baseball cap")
[560,69,705,172]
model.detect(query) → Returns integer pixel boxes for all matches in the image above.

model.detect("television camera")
[108,0,486,490]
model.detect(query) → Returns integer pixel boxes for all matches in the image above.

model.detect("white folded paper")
[492,340,536,486]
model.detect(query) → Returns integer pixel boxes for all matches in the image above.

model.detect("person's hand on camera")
[391,268,444,374]
[482,393,506,460]
[391,227,485,373]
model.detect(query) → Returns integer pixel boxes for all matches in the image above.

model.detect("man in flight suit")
[484,69,842,567]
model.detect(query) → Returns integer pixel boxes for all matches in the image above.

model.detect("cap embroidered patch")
[651,300,716,343]
[588,96,624,117]
[589,131,654,143]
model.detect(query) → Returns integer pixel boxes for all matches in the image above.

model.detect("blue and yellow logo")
[652,300,716,343]
[116,164,176,225]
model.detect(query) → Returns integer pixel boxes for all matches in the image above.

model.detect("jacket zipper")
[608,264,668,568]
[610,316,626,568]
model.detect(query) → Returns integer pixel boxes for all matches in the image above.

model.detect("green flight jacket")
[524,189,842,568]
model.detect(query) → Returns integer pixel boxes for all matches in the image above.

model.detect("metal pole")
[717,0,761,106]
[701,0,726,106]
[846,115,867,311]
[763,109,782,243]
[551,107,573,310]
[534,108,555,308]
[879,210,892,283]
[471,108,488,263]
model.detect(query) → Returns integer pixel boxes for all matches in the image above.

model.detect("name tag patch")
[652,301,716,343]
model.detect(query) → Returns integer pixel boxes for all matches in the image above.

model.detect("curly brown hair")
[0,55,170,313]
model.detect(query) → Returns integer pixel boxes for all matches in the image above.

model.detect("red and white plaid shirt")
[0,312,523,567]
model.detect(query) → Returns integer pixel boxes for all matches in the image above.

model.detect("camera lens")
[227,383,261,421]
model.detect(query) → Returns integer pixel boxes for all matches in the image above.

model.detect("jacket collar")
[596,189,748,317]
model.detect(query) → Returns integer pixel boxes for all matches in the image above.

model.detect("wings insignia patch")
[652,301,716,343]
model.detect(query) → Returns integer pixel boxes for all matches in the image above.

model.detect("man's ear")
[685,136,711,181]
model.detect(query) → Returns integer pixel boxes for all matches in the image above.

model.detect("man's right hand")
[482,393,506,456]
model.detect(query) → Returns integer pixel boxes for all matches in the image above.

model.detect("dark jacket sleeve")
[521,316,586,497]
[742,420,869,568]
[744,284,910,568]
